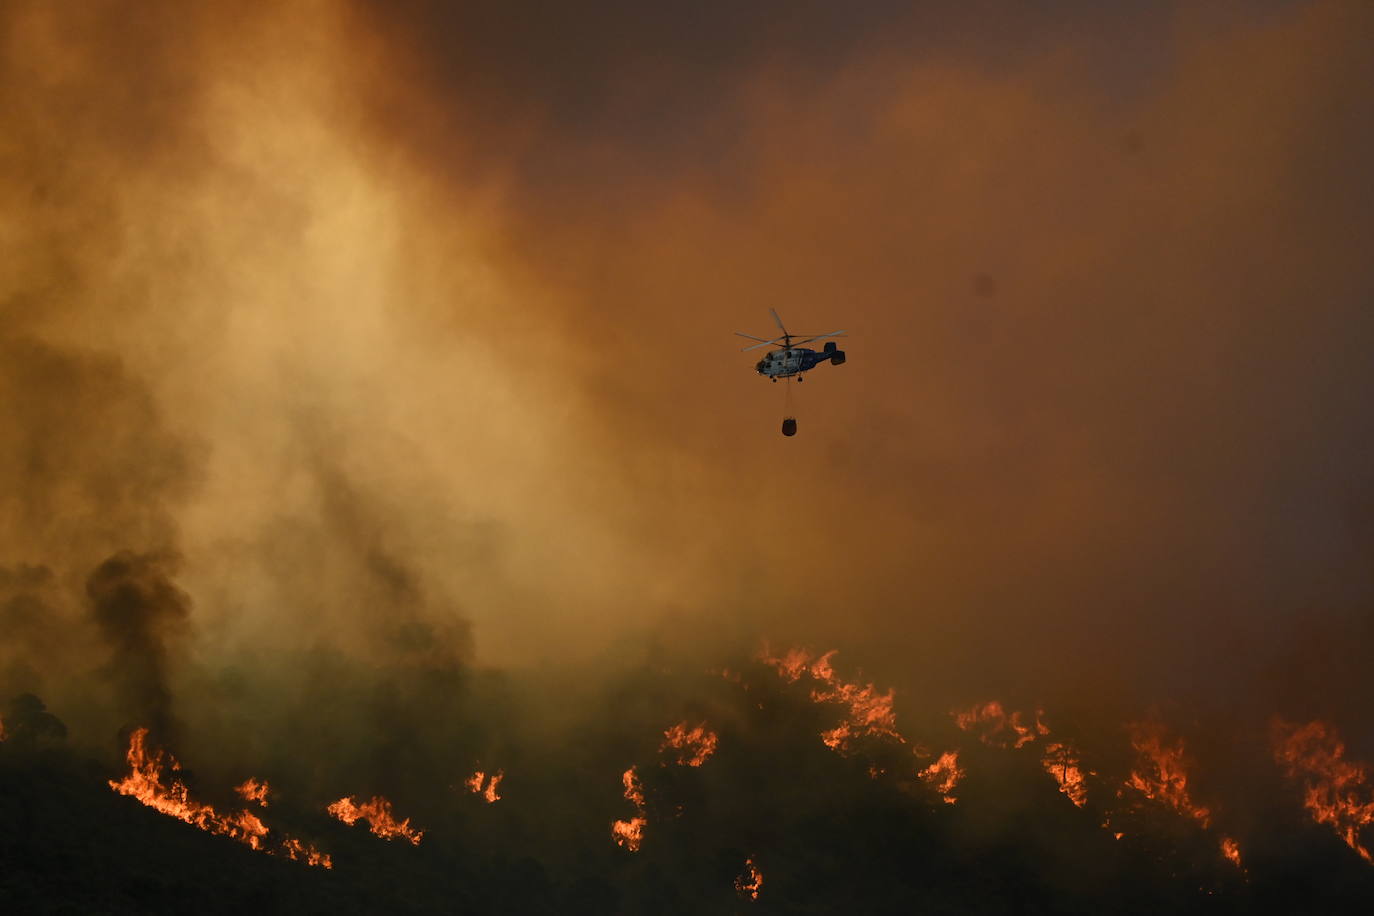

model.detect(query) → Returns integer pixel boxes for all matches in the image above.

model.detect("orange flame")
[660,722,719,767]
[327,795,424,845]
[734,856,763,900]
[1220,835,1242,868]
[760,647,902,754]
[611,766,648,851]
[917,750,965,804]
[109,728,331,867]
[1271,718,1374,864]
[280,836,333,868]
[952,701,1049,749]
[760,646,812,683]
[1041,742,1090,808]
[235,777,270,807]
[465,770,504,803]
[1124,721,1210,827]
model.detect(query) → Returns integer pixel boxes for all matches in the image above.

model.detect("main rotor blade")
[741,337,787,352]
[769,308,788,336]
[792,331,847,345]
[734,331,777,344]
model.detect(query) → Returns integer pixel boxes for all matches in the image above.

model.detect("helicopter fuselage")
[755,343,845,379]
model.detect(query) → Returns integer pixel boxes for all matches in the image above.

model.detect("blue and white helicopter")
[735,309,846,382]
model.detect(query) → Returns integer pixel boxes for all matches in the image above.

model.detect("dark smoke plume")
[86,551,191,741]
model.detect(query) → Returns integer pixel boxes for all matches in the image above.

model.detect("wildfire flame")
[235,777,270,807]
[465,770,504,803]
[327,796,424,845]
[952,701,1049,749]
[611,766,647,851]
[1124,721,1210,827]
[1041,742,1090,808]
[660,722,718,767]
[760,647,902,753]
[917,750,965,804]
[109,728,331,868]
[1220,835,1242,868]
[0,715,7,742]
[735,856,763,900]
[1271,718,1374,864]
[280,836,333,868]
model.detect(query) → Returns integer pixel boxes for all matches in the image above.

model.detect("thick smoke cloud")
[329,0,1374,718]
[86,552,191,740]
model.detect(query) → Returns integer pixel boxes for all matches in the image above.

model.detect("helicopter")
[735,309,846,382]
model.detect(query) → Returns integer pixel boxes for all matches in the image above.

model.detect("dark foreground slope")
[3,660,1373,915]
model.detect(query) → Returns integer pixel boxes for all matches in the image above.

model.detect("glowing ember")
[109,728,330,867]
[327,795,424,845]
[735,856,763,900]
[235,777,270,807]
[611,766,648,851]
[1271,718,1374,864]
[465,770,504,803]
[660,722,719,767]
[952,701,1049,749]
[759,646,903,753]
[1124,721,1210,827]
[1041,742,1090,808]
[1220,835,1242,867]
[917,750,965,804]
[0,715,6,742]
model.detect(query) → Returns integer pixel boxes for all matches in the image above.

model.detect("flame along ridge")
[109,728,331,868]
[327,795,424,845]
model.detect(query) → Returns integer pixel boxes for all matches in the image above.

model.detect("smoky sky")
[2,0,1374,752]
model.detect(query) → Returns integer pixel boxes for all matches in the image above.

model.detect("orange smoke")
[1124,721,1211,827]
[110,728,331,867]
[917,750,964,805]
[760,646,902,754]
[735,856,763,900]
[660,722,718,767]
[1041,742,1090,808]
[952,701,1049,749]
[1271,718,1374,864]
[465,770,504,803]
[611,766,648,851]
[327,795,424,846]
[235,777,270,807]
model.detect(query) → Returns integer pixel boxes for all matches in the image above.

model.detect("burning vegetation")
[735,856,763,900]
[1124,720,1212,827]
[234,777,270,807]
[659,722,718,767]
[759,646,902,753]
[1040,741,1090,808]
[611,766,648,851]
[7,648,1373,911]
[109,728,331,868]
[464,770,503,803]
[953,700,1049,749]
[916,750,965,804]
[1272,718,1374,864]
[326,796,424,846]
